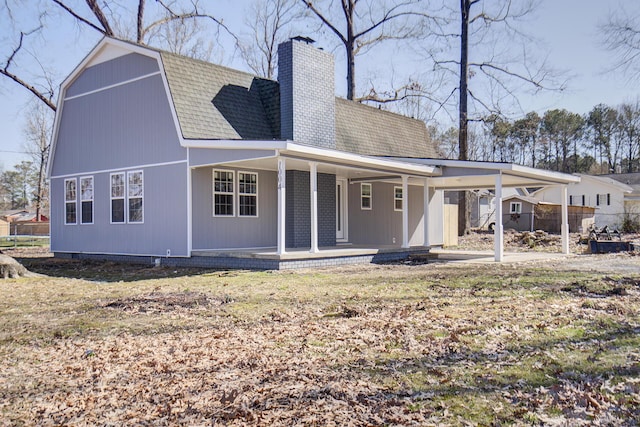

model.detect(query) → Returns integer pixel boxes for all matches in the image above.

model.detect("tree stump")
[0,254,29,279]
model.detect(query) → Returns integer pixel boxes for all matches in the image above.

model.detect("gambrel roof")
[158,47,436,157]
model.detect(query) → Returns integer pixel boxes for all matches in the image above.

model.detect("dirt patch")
[103,291,233,313]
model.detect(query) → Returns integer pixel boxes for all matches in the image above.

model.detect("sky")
[0,0,638,171]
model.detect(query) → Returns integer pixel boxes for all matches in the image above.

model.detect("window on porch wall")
[213,170,234,216]
[361,183,372,210]
[394,186,403,211]
[238,172,258,217]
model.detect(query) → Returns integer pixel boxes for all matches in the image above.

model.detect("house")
[0,217,8,237]
[47,37,579,268]
[468,187,526,230]
[533,174,632,229]
[600,173,640,229]
[500,195,594,233]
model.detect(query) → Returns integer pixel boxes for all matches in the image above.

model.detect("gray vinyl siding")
[52,74,185,177]
[191,167,277,249]
[66,53,160,98]
[50,163,189,256]
[188,148,277,168]
[347,182,424,246]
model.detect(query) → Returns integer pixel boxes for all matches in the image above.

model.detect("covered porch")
[185,141,579,268]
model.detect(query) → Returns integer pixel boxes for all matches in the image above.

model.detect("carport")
[394,158,581,261]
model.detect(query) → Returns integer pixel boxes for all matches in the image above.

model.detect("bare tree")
[601,8,640,81]
[1,0,235,112]
[300,0,432,101]
[23,102,53,222]
[424,0,565,235]
[240,0,299,79]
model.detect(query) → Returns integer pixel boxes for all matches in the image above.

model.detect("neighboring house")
[601,173,640,225]
[533,174,632,229]
[501,195,594,233]
[47,37,579,268]
[0,217,8,237]
[469,188,525,230]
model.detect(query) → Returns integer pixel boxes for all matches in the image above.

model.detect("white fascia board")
[577,174,633,193]
[183,140,440,176]
[397,157,580,185]
[47,37,166,179]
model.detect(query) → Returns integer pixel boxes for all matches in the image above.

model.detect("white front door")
[336,178,347,241]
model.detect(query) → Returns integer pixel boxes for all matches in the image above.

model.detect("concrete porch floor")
[192,245,429,260]
[428,248,573,264]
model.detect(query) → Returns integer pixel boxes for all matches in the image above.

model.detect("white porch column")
[277,157,286,255]
[309,162,319,253]
[423,178,430,247]
[561,185,570,254]
[494,173,504,262]
[402,175,409,248]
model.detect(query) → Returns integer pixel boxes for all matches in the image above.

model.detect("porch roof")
[185,140,441,178]
[392,158,581,189]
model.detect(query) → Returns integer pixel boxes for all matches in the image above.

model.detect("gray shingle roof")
[161,52,278,140]
[335,98,436,158]
[159,51,435,157]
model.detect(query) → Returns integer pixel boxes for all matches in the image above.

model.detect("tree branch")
[51,0,107,34]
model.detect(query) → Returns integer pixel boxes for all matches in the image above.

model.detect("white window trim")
[237,170,259,218]
[510,202,522,214]
[127,170,144,224]
[79,175,94,225]
[394,186,403,212]
[213,169,235,217]
[64,177,77,225]
[110,172,126,224]
[361,183,372,210]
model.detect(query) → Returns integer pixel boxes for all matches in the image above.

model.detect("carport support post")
[423,178,430,247]
[494,173,504,262]
[309,162,319,253]
[561,185,570,254]
[277,157,286,255]
[402,175,409,248]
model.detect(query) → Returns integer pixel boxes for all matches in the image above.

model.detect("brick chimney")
[278,37,335,149]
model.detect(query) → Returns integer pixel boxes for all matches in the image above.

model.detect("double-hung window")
[596,193,610,206]
[394,186,403,211]
[213,170,234,216]
[64,178,77,225]
[128,171,144,223]
[80,176,94,224]
[361,183,372,210]
[238,172,258,217]
[110,173,126,223]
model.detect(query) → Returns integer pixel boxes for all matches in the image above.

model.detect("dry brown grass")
[1,250,640,425]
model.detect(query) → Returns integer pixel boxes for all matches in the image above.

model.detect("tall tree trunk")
[345,0,356,101]
[457,0,470,236]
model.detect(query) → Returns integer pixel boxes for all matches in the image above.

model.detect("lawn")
[1,252,639,426]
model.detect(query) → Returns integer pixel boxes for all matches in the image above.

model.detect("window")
[581,194,585,206]
[238,172,258,216]
[111,173,125,223]
[213,170,234,216]
[361,183,372,210]
[394,186,403,211]
[64,178,77,225]
[510,202,522,214]
[80,176,94,224]
[596,193,610,206]
[569,195,573,206]
[128,171,144,223]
